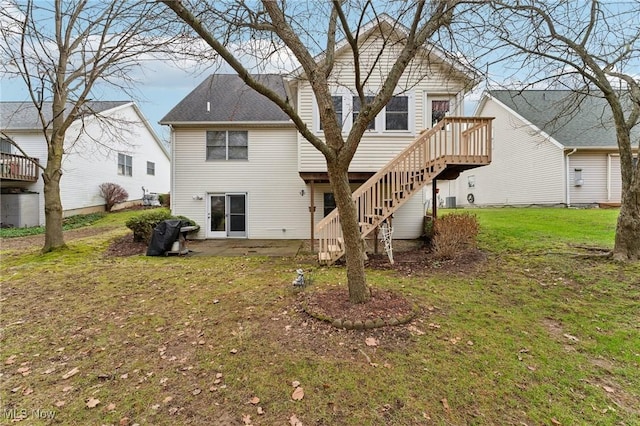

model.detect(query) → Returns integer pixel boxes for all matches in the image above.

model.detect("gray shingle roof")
[1,101,130,130]
[490,90,638,148]
[160,74,290,124]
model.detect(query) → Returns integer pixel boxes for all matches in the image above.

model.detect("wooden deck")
[316,117,493,264]
[0,153,39,182]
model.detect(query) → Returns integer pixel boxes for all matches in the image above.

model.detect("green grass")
[1,207,638,425]
[0,211,107,238]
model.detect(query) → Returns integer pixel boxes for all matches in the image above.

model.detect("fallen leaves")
[291,386,304,401]
[365,337,378,347]
[62,367,80,379]
[441,398,450,412]
[289,414,303,426]
[86,397,100,408]
[5,355,17,365]
[249,396,260,405]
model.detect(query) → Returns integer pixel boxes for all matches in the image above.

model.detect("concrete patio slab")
[186,239,303,257]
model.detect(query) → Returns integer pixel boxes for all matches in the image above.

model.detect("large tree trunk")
[42,135,66,253]
[328,163,370,304]
[613,169,640,261]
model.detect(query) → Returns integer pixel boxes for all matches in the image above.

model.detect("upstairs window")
[352,96,376,130]
[0,137,12,154]
[118,153,132,176]
[385,96,409,131]
[206,131,248,160]
[146,161,155,175]
[319,96,343,130]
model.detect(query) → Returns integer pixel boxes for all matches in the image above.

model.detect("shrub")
[432,212,479,259]
[99,183,129,212]
[125,209,197,243]
[125,209,173,242]
[158,193,170,208]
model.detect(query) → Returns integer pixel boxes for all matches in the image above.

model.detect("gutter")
[566,148,577,207]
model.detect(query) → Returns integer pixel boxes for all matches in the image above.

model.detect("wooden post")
[309,180,315,252]
[373,227,379,254]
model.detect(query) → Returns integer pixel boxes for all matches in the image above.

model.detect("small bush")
[158,193,170,208]
[125,209,196,243]
[432,212,479,259]
[99,183,129,212]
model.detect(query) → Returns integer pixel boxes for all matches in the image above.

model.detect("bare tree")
[477,0,639,260]
[161,0,466,303]
[0,0,175,252]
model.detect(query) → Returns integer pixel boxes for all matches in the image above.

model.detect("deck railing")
[316,116,493,264]
[0,153,39,182]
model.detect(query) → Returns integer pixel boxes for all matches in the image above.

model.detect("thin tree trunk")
[42,136,66,253]
[328,163,370,304]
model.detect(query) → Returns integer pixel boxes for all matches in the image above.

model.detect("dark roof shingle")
[160,74,290,124]
[1,101,130,130]
[489,90,638,148]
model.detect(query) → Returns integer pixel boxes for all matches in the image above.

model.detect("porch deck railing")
[0,152,39,182]
[316,116,493,264]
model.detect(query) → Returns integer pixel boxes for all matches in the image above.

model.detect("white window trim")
[314,91,415,135]
[206,130,249,161]
[118,153,133,177]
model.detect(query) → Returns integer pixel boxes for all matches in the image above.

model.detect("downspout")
[607,154,612,202]
[169,125,176,215]
[566,148,577,207]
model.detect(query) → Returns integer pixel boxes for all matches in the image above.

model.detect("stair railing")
[316,117,492,264]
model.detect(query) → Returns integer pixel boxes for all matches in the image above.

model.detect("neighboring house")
[161,15,493,263]
[433,90,638,208]
[1,101,170,227]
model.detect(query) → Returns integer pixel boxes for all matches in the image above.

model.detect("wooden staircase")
[316,116,493,265]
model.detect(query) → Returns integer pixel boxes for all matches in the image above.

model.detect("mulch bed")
[104,233,147,257]
[303,287,418,329]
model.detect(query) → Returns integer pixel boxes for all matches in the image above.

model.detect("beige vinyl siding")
[569,152,610,204]
[609,155,622,203]
[311,183,425,239]
[298,33,468,172]
[452,98,565,206]
[172,127,308,239]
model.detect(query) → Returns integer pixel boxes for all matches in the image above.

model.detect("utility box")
[445,196,456,209]
[1,192,40,227]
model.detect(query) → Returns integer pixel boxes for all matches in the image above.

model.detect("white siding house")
[430,90,637,208]
[161,15,491,249]
[1,102,170,226]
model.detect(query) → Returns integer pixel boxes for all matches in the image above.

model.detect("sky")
[0,1,486,144]
[1,1,637,144]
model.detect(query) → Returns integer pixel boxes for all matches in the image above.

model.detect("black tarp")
[146,219,187,256]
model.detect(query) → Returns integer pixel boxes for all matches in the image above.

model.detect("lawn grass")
[1,208,638,425]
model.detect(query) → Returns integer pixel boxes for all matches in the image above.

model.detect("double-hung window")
[385,96,409,131]
[206,131,248,160]
[118,153,132,176]
[0,137,12,154]
[352,96,376,130]
[146,161,155,175]
[319,96,343,131]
